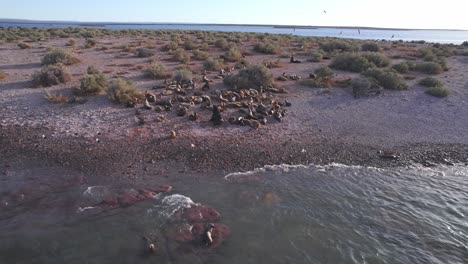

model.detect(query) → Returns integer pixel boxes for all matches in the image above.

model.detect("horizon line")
[1,18,467,32]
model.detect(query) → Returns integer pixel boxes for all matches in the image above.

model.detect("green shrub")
[361,52,390,67]
[18,42,32,49]
[184,40,197,50]
[392,62,410,74]
[462,41,468,47]
[351,76,383,98]
[145,62,172,79]
[308,51,323,62]
[361,42,380,52]
[86,65,100,75]
[107,78,144,104]
[253,42,281,54]
[84,38,96,48]
[33,64,72,87]
[224,47,243,62]
[419,77,443,87]
[203,57,224,71]
[42,49,80,65]
[223,64,273,90]
[362,68,407,90]
[314,66,334,79]
[172,48,190,64]
[192,49,209,60]
[136,48,155,58]
[425,86,449,97]
[174,69,193,82]
[414,62,443,75]
[320,40,359,52]
[215,38,229,49]
[73,70,108,96]
[66,38,77,47]
[161,41,179,51]
[330,53,373,72]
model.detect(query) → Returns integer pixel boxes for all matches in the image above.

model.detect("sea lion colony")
[131,71,292,130]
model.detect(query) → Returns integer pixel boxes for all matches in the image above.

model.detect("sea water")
[0,162,467,263]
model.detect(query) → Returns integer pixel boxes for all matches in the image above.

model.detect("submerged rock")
[174,205,221,223]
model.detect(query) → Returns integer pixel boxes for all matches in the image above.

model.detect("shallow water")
[2,22,468,44]
[1,162,467,264]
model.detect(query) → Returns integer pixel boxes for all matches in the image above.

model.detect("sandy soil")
[1,36,468,176]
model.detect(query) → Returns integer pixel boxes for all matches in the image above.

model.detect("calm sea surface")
[1,22,468,44]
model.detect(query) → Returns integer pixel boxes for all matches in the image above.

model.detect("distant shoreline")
[0,19,467,32]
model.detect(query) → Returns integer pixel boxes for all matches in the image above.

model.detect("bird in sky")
[339,31,343,35]
[391,34,395,38]
[358,28,361,34]
[323,10,327,14]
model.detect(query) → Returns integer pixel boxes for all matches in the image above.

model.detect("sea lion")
[177,106,187,116]
[203,223,215,246]
[378,150,398,160]
[188,112,198,121]
[201,81,210,91]
[202,74,212,83]
[290,55,302,63]
[210,105,223,126]
[143,99,153,110]
[169,130,177,139]
[145,91,156,103]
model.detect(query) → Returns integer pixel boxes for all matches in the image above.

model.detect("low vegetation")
[145,62,172,79]
[223,47,243,62]
[192,49,209,60]
[351,76,383,98]
[107,78,144,104]
[84,38,97,49]
[203,57,224,71]
[136,48,155,58]
[414,62,443,75]
[391,61,412,74]
[174,69,193,82]
[462,41,468,47]
[66,38,77,47]
[161,41,179,51]
[361,42,380,52]
[42,49,80,66]
[419,77,443,87]
[214,38,229,49]
[33,64,72,87]
[425,86,449,97]
[307,51,323,62]
[362,68,407,90]
[73,66,108,96]
[172,48,191,64]
[330,53,373,72]
[253,42,281,54]
[360,52,390,67]
[300,66,335,88]
[224,64,274,90]
[320,40,359,52]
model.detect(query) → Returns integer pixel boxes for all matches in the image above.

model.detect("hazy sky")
[2,0,467,29]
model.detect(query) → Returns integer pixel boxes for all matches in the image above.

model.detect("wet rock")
[188,112,198,121]
[262,192,281,207]
[117,191,146,207]
[150,185,173,193]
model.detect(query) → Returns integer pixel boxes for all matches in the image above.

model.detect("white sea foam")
[148,194,199,218]
[76,206,98,213]
[82,186,106,196]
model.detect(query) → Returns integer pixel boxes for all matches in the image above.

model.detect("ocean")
[1,22,468,44]
[1,162,467,263]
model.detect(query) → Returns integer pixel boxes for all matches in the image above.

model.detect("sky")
[1,0,467,30]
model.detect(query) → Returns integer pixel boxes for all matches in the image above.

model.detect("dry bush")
[145,62,172,79]
[42,49,80,65]
[33,64,72,87]
[44,91,68,104]
[224,64,274,90]
[107,78,144,104]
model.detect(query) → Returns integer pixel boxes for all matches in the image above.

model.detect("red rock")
[117,192,146,207]
[101,196,118,207]
[177,205,221,223]
[138,189,158,199]
[226,173,265,184]
[166,223,194,242]
[150,185,173,193]
[262,192,281,207]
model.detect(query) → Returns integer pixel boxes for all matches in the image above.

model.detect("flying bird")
[323,10,327,14]
[358,28,361,35]
[339,31,343,35]
[391,34,395,38]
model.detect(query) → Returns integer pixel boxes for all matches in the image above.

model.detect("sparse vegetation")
[84,38,97,48]
[414,62,443,75]
[361,42,380,52]
[462,41,468,47]
[224,47,243,62]
[425,86,449,97]
[224,64,274,90]
[361,52,390,67]
[73,67,108,96]
[351,76,383,98]
[107,78,144,104]
[419,77,443,87]
[391,61,411,74]
[145,62,172,79]
[320,40,359,52]
[41,49,80,66]
[162,41,179,51]
[66,38,77,47]
[192,49,209,60]
[314,66,334,79]
[215,38,229,49]
[136,48,155,58]
[18,42,32,49]
[254,42,281,54]
[307,51,323,62]
[362,68,407,90]
[172,48,191,64]
[203,57,224,71]
[184,40,197,50]
[330,53,373,72]
[33,64,72,87]
[174,69,193,82]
